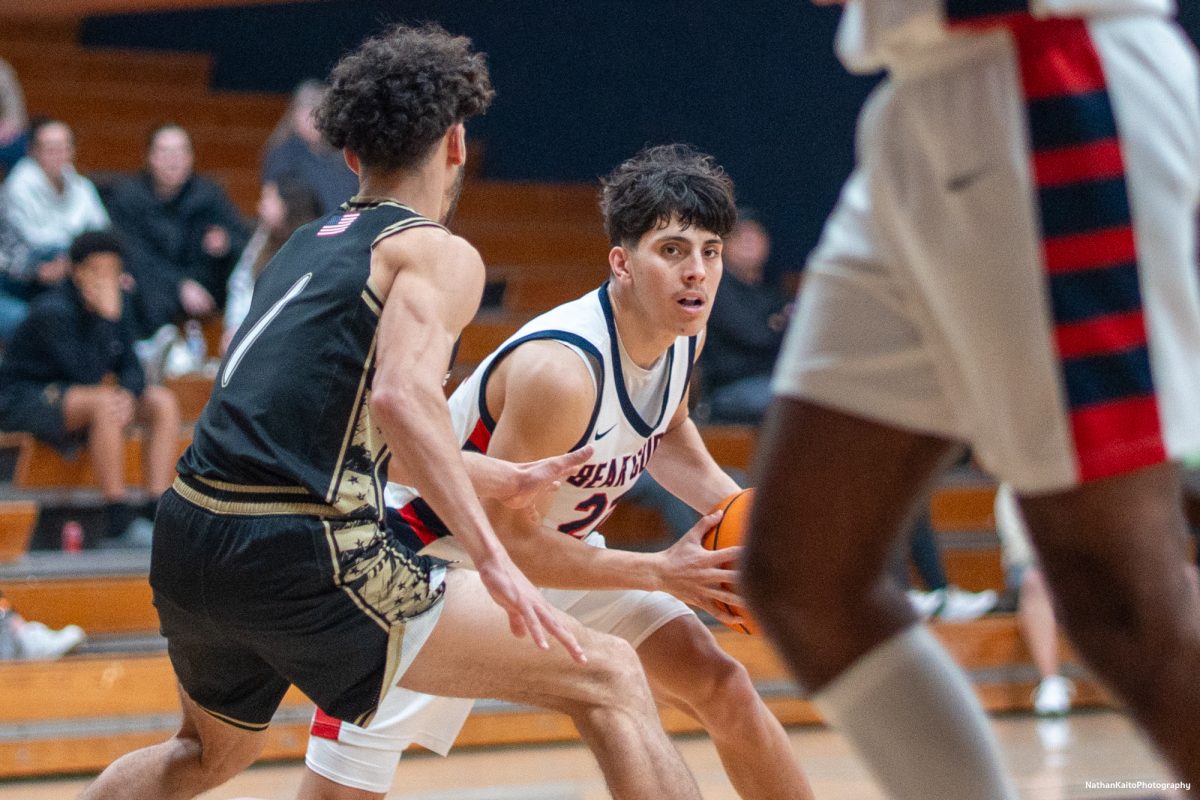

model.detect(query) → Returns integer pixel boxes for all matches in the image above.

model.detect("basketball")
[701,488,759,635]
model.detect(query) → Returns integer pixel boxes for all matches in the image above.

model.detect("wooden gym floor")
[0,710,1185,799]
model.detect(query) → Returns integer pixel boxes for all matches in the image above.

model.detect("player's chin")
[681,311,705,335]
[673,302,710,334]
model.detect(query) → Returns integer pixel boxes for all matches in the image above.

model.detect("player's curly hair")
[317,23,494,173]
[600,144,737,247]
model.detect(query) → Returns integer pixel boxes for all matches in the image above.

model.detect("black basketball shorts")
[150,487,447,730]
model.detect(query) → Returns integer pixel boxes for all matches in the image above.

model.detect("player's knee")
[580,634,651,707]
[684,652,756,725]
[1040,550,1152,659]
[142,385,180,421]
[170,732,258,792]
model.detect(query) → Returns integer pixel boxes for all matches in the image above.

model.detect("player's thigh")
[1018,462,1194,614]
[398,568,640,711]
[175,683,267,779]
[750,397,959,592]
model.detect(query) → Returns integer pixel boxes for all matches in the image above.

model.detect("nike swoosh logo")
[594,425,616,441]
[946,166,992,193]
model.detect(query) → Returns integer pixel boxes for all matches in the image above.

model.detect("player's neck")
[357,168,445,223]
[608,285,675,369]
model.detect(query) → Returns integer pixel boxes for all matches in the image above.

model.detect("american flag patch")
[317,212,360,237]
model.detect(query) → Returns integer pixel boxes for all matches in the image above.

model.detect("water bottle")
[184,320,207,372]
[0,598,17,660]
[61,520,83,554]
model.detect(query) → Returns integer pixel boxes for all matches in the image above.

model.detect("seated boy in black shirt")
[0,231,180,545]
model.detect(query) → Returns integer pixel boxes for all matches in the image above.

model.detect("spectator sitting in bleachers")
[106,123,249,339]
[0,204,35,344]
[3,118,110,257]
[0,58,28,177]
[0,232,180,547]
[698,209,791,424]
[262,79,358,215]
[222,173,322,350]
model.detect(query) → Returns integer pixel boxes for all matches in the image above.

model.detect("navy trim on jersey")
[682,335,698,405]
[598,283,675,439]
[476,329,606,452]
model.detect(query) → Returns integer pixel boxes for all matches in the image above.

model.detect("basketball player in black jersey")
[81,24,701,800]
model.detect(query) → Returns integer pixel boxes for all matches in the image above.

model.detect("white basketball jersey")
[386,284,696,541]
[836,0,1174,73]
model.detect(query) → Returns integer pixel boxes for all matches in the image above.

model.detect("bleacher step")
[0,617,1111,778]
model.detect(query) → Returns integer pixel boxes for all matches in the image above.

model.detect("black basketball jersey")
[176,198,445,521]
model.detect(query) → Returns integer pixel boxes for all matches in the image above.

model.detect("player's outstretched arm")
[370,228,584,663]
[461,446,594,510]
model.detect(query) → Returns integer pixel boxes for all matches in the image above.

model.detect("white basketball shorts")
[305,532,692,793]
[774,14,1200,493]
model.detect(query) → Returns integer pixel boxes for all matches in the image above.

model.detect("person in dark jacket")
[0,231,180,543]
[699,210,791,423]
[106,124,249,338]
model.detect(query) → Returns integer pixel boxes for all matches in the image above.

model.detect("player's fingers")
[539,606,587,664]
[520,603,551,651]
[698,545,742,568]
[539,446,593,481]
[506,607,529,641]
[703,602,745,627]
[703,585,745,607]
[682,510,723,543]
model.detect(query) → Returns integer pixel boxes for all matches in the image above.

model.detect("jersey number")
[221,272,312,388]
[557,492,613,536]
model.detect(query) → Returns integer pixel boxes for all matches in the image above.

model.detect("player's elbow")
[370,380,427,436]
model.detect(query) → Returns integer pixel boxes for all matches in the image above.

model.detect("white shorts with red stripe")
[305,532,692,794]
[774,12,1200,493]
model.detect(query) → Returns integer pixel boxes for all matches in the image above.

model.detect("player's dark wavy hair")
[316,23,494,173]
[599,144,737,247]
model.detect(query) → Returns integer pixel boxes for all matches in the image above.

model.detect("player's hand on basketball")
[476,555,587,664]
[497,445,594,517]
[657,511,746,618]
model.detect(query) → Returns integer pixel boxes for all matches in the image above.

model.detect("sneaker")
[96,516,155,549]
[907,589,945,620]
[936,586,998,622]
[16,621,86,660]
[1033,674,1075,717]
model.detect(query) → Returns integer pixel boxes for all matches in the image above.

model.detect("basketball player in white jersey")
[297,144,815,800]
[744,2,1200,798]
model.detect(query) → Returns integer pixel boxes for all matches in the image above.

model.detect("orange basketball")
[701,488,759,635]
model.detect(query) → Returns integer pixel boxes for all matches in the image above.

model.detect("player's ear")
[343,148,361,177]
[446,123,467,167]
[608,245,632,282]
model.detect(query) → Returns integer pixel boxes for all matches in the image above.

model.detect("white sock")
[813,625,1018,800]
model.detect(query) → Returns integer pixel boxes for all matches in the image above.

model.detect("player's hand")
[475,553,587,664]
[103,388,136,428]
[77,268,123,321]
[202,225,231,258]
[496,445,594,513]
[655,511,746,624]
[179,279,216,317]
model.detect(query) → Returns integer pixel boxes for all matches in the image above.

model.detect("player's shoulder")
[499,339,596,412]
[374,224,483,275]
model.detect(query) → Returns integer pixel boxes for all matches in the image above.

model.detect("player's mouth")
[676,291,706,314]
